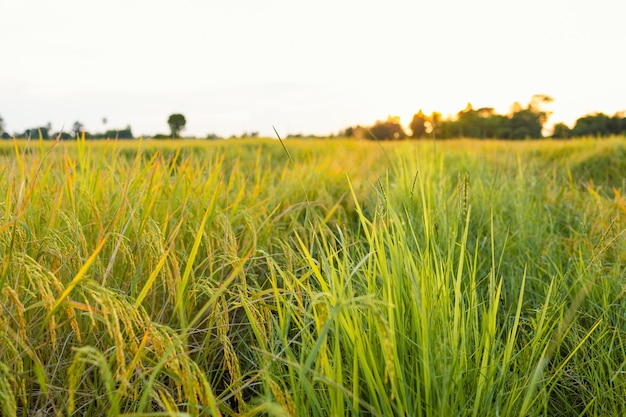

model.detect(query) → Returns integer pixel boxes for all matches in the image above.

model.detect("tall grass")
[0,137,625,416]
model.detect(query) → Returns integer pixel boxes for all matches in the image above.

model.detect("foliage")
[403,93,624,140]
[1,138,626,415]
[167,113,187,138]
[339,125,368,139]
[21,126,50,139]
[368,116,406,140]
[152,133,171,139]
[508,107,544,139]
[571,112,626,137]
[405,95,553,140]
[42,128,135,140]
[552,122,572,139]
[409,110,427,138]
[54,131,74,140]
[427,111,442,138]
[102,127,134,139]
[5,95,624,141]
[72,120,84,137]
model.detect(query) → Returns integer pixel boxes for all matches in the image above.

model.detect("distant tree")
[206,133,221,140]
[477,107,495,118]
[23,126,50,139]
[528,94,554,125]
[457,103,480,138]
[608,114,624,135]
[405,96,554,140]
[504,95,552,139]
[510,101,524,115]
[476,108,499,138]
[53,131,73,140]
[572,113,611,137]
[342,126,355,137]
[509,109,543,139]
[552,122,571,139]
[104,126,134,139]
[101,117,108,136]
[167,113,186,138]
[153,133,171,140]
[439,119,460,139]
[0,114,4,136]
[409,110,427,138]
[492,115,512,139]
[239,131,259,138]
[340,125,367,139]
[369,116,406,140]
[426,112,442,139]
[72,121,84,137]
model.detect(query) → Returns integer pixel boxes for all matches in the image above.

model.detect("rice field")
[1,136,625,416]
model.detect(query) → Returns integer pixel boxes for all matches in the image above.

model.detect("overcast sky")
[1,0,624,137]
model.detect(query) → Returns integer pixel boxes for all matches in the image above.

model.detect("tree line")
[2,98,625,140]
[0,119,135,140]
[0,114,189,140]
[341,95,626,140]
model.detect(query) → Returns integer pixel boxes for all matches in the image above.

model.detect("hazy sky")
[1,0,624,137]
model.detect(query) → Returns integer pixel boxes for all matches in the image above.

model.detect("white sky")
[1,0,625,137]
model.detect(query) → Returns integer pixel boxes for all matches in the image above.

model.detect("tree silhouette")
[509,109,542,139]
[167,114,187,138]
[458,103,480,138]
[552,122,571,139]
[22,126,50,139]
[528,94,554,125]
[72,121,84,137]
[369,116,406,140]
[427,112,442,139]
[409,110,427,138]
[572,113,610,137]
[608,112,626,135]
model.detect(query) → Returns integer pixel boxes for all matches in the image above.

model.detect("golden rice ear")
[2,286,27,341]
[457,171,469,220]
[0,361,18,416]
[269,379,296,416]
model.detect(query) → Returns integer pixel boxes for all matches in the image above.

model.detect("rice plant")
[0,136,624,416]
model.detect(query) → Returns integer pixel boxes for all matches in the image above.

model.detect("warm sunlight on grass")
[1,137,625,416]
